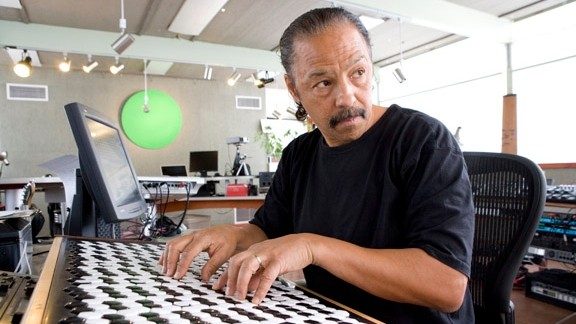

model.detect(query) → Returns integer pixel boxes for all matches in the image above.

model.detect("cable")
[14,241,31,275]
[163,182,192,237]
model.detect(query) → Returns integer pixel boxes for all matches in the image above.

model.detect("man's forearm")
[307,234,468,313]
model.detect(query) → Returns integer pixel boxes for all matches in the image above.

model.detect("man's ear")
[284,74,300,103]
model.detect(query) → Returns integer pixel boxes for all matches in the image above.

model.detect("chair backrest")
[464,152,546,324]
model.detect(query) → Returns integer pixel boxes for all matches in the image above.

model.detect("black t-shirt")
[251,105,475,323]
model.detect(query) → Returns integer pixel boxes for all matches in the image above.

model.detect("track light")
[256,71,274,88]
[286,107,297,116]
[59,53,71,72]
[0,151,9,166]
[393,18,407,83]
[252,73,263,87]
[111,0,135,54]
[0,151,8,178]
[393,68,406,83]
[203,65,213,80]
[82,55,98,73]
[112,33,135,55]
[257,77,274,88]
[110,57,125,74]
[13,49,32,78]
[227,70,241,86]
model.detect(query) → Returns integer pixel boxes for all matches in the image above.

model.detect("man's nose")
[335,78,355,108]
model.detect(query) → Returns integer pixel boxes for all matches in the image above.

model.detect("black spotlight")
[257,77,274,88]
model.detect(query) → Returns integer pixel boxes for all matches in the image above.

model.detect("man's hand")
[213,233,315,304]
[159,224,243,281]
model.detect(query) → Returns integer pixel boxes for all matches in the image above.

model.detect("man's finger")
[213,269,229,291]
[163,243,183,277]
[173,240,208,279]
[201,252,229,283]
[173,252,196,279]
[233,256,261,300]
[251,265,278,304]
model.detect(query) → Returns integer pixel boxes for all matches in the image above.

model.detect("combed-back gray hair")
[279,7,371,121]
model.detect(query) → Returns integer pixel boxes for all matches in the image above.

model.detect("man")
[161,7,475,323]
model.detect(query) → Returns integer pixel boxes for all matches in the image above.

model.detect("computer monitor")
[189,151,218,177]
[161,165,187,176]
[64,102,147,237]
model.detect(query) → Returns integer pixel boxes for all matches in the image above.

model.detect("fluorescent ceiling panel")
[169,0,228,36]
[5,48,42,67]
[359,15,384,30]
[0,0,21,9]
[145,61,174,75]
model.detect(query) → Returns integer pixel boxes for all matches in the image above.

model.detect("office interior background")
[1,1,576,322]
[1,1,576,197]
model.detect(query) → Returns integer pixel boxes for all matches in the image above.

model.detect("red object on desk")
[226,184,249,196]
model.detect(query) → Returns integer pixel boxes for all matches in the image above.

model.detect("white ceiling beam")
[335,0,512,40]
[0,20,284,72]
[145,61,173,75]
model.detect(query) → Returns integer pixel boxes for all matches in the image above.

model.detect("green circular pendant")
[120,90,182,149]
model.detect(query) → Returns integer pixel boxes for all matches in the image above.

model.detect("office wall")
[0,65,268,179]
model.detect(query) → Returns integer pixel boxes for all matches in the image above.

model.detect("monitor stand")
[66,168,120,238]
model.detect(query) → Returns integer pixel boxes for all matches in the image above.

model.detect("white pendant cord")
[119,0,127,34]
[143,60,149,113]
[399,18,404,68]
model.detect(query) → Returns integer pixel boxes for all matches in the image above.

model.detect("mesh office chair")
[464,152,546,324]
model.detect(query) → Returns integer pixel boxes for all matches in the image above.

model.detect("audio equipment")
[526,268,576,311]
[530,212,576,264]
[546,185,576,204]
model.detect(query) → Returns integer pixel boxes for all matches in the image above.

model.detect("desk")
[0,177,66,211]
[160,195,265,213]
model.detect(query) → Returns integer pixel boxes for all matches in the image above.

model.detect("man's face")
[285,22,374,147]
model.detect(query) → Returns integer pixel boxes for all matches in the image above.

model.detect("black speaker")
[258,172,275,194]
[195,181,217,197]
[248,184,258,196]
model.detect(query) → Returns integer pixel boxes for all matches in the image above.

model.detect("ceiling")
[0,0,574,85]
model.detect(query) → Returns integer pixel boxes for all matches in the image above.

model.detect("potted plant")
[257,126,296,171]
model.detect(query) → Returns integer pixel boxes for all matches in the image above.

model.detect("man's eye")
[315,80,331,88]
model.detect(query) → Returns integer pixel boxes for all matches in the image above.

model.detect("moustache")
[329,107,366,128]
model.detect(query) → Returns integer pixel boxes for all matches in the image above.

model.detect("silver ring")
[254,254,263,269]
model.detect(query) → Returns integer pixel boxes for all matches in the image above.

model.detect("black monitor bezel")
[65,102,147,224]
[189,150,218,176]
[161,165,188,176]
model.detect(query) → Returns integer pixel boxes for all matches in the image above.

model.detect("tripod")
[232,144,251,176]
